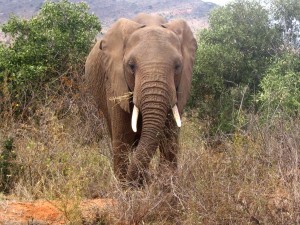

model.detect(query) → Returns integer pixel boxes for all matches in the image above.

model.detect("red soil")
[0,198,113,224]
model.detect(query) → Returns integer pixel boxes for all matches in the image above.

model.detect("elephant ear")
[162,20,197,114]
[100,18,142,113]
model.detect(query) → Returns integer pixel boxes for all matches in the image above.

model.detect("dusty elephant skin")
[85,13,197,187]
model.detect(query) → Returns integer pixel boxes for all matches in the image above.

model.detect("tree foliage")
[191,0,300,134]
[259,53,300,118]
[0,0,100,116]
[196,0,280,89]
[270,0,300,48]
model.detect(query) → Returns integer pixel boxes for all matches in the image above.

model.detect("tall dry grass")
[177,116,300,224]
[0,74,115,223]
[1,83,300,224]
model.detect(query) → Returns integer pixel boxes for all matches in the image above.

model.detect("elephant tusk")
[131,105,139,132]
[172,105,181,127]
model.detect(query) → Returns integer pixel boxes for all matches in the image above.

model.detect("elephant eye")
[128,62,136,74]
[174,63,182,74]
[174,56,182,72]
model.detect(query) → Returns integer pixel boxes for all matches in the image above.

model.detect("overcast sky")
[204,0,233,6]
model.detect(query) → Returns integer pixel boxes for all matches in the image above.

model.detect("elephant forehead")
[133,13,167,26]
[128,27,180,46]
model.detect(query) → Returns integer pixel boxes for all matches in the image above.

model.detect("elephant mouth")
[131,104,181,132]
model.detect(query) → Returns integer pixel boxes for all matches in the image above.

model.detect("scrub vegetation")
[0,0,299,224]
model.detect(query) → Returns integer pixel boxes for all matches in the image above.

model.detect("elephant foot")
[126,147,155,188]
[126,163,151,188]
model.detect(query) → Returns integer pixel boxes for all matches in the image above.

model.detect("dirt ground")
[0,198,114,224]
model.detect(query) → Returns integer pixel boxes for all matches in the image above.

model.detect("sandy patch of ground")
[0,198,114,224]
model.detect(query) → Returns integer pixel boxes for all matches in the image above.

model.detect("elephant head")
[88,14,197,186]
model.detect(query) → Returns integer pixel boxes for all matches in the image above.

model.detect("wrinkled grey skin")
[85,13,197,186]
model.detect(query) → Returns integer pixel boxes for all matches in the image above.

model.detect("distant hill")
[0,0,217,33]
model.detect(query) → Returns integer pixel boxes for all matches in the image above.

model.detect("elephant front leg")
[157,123,179,192]
[110,105,136,183]
[112,140,132,182]
[127,143,157,187]
[159,116,179,174]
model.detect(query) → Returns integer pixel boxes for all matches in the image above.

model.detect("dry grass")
[0,85,115,223]
[177,116,300,224]
[1,93,300,224]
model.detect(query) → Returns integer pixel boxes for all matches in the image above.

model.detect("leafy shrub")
[190,0,282,134]
[193,0,280,92]
[270,0,300,48]
[0,0,100,117]
[258,53,300,118]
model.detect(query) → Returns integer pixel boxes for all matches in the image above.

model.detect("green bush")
[258,53,300,118]
[193,0,280,91]
[190,0,281,134]
[0,0,100,116]
[270,0,300,48]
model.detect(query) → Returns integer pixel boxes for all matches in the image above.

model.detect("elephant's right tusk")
[172,105,182,127]
[131,105,139,132]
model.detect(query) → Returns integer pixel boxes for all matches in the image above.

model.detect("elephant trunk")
[127,79,170,186]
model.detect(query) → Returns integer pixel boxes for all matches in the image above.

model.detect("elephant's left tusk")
[131,105,139,132]
[172,105,181,127]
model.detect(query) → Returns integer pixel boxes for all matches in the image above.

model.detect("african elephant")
[85,13,197,186]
